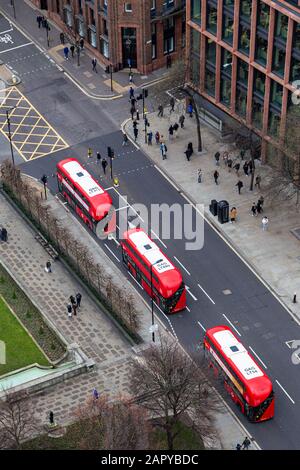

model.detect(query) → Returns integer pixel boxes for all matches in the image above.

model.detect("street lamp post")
[10,0,16,19]
[150,259,162,343]
[110,64,113,92]
[6,109,15,167]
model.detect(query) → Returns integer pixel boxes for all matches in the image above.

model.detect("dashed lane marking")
[0,86,68,161]
[222,314,242,337]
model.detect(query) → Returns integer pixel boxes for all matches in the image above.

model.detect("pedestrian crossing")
[0,86,68,161]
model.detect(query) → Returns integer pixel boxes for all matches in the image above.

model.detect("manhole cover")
[290,227,300,240]
[223,289,232,295]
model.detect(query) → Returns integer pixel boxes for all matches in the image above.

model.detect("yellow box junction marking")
[0,86,68,161]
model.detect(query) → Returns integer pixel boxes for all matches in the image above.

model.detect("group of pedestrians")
[63,38,84,60]
[236,437,251,450]
[250,196,264,216]
[36,15,49,29]
[67,292,82,319]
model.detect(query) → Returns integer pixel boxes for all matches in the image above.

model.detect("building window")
[88,26,97,48]
[220,48,232,107]
[252,98,264,129]
[290,22,300,83]
[220,77,231,107]
[237,59,248,84]
[221,48,232,76]
[275,11,288,42]
[152,23,157,59]
[206,1,218,36]
[223,0,234,6]
[63,6,73,28]
[268,110,281,139]
[191,27,200,54]
[239,24,251,55]
[100,38,109,58]
[163,18,175,53]
[125,3,132,12]
[236,86,247,117]
[76,16,85,37]
[253,69,265,96]
[205,68,216,96]
[190,28,200,87]
[240,0,252,19]
[257,1,269,31]
[222,12,234,45]
[255,35,268,66]
[205,37,216,97]
[272,45,286,77]
[206,38,216,65]
[191,0,201,25]
[270,80,283,108]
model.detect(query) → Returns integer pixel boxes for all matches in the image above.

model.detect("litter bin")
[217,200,229,224]
[209,199,218,216]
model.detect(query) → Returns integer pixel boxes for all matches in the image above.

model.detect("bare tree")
[74,394,150,450]
[0,392,38,449]
[265,106,300,204]
[130,334,219,451]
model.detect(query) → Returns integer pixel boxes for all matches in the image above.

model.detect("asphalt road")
[2,11,300,450]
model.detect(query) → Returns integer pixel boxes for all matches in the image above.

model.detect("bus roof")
[123,229,183,293]
[206,325,273,403]
[57,158,112,220]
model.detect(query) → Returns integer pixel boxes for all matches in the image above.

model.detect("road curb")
[121,121,300,329]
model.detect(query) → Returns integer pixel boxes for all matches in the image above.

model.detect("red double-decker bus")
[120,228,186,313]
[204,325,274,422]
[56,158,113,237]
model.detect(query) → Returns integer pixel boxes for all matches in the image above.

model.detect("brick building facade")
[34,0,186,74]
[186,0,300,163]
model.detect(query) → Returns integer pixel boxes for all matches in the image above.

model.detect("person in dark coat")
[187,142,194,156]
[76,292,82,308]
[168,125,174,140]
[70,44,75,57]
[169,97,175,113]
[179,114,185,128]
[243,161,249,176]
[101,158,108,174]
[133,127,138,141]
[60,32,65,44]
[184,148,192,161]
[236,180,244,194]
[215,152,220,166]
[213,170,219,184]
[37,16,42,28]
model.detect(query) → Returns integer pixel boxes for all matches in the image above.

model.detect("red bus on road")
[204,325,274,422]
[121,228,186,313]
[57,158,113,237]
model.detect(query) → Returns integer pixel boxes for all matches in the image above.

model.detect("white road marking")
[275,380,295,404]
[0,42,33,54]
[285,340,299,349]
[186,306,191,312]
[248,346,268,369]
[104,243,120,262]
[115,205,130,212]
[128,271,143,290]
[150,229,167,249]
[110,236,120,247]
[197,283,215,304]
[173,256,190,275]
[186,285,198,301]
[222,314,242,337]
[153,301,178,341]
[198,321,206,332]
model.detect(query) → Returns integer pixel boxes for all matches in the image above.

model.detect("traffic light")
[111,148,115,159]
[143,89,148,98]
[107,146,112,158]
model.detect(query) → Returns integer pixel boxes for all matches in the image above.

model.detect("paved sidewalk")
[124,105,300,321]
[0,0,168,99]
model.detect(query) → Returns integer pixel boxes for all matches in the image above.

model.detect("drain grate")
[290,227,300,240]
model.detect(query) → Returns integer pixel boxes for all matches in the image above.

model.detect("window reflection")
[207,2,218,35]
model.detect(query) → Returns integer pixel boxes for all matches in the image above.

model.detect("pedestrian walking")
[173,122,179,138]
[41,16,47,28]
[234,162,240,175]
[93,388,99,400]
[255,175,261,189]
[227,158,233,172]
[147,130,153,145]
[129,72,133,84]
[158,104,164,117]
[130,105,135,120]
[37,15,42,28]
[187,142,194,156]
[45,261,52,273]
[236,180,244,194]
[184,148,192,162]
[168,125,174,141]
[92,57,98,72]
[262,216,269,231]
[198,169,202,183]
[243,161,249,176]
[96,151,101,163]
[63,46,69,60]
[160,142,167,160]
[166,54,172,68]
[222,151,229,166]
[133,127,138,142]
[251,202,257,216]
[155,131,160,145]
[71,302,77,316]
[179,114,185,128]
[249,159,254,174]
[67,303,73,319]
[80,38,84,49]
[214,152,220,166]
[136,109,140,120]
[59,32,65,44]
[230,207,237,223]
[213,170,219,185]
[169,97,175,113]
[130,97,136,108]
[101,158,108,174]
[88,147,93,159]
[70,44,75,57]
[76,292,82,308]
[122,133,129,146]
[256,195,264,214]
[187,102,193,117]
[236,443,242,450]
[242,437,251,450]
[129,86,135,99]
[133,119,138,130]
